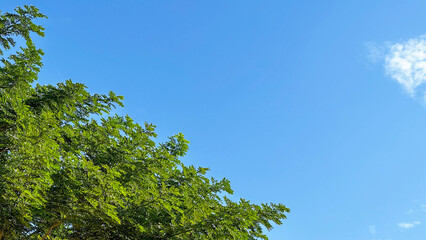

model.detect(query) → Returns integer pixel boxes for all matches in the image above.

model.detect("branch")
[0,226,4,240]
[41,221,61,240]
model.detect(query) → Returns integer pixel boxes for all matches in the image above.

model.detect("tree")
[0,5,289,240]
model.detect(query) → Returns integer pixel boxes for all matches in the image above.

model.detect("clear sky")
[3,1,426,239]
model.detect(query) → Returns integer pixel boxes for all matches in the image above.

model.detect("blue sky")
[4,1,426,239]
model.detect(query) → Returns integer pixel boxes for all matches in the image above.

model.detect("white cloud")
[367,36,426,100]
[398,221,420,229]
[368,225,376,235]
[386,41,426,93]
[383,36,426,97]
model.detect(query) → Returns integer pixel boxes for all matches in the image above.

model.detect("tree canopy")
[0,6,289,240]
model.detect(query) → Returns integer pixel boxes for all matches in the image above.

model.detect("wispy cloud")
[398,221,420,229]
[365,42,387,64]
[367,35,426,100]
[368,225,376,235]
[405,209,413,214]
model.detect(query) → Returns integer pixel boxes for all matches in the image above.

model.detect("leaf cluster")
[0,6,289,240]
